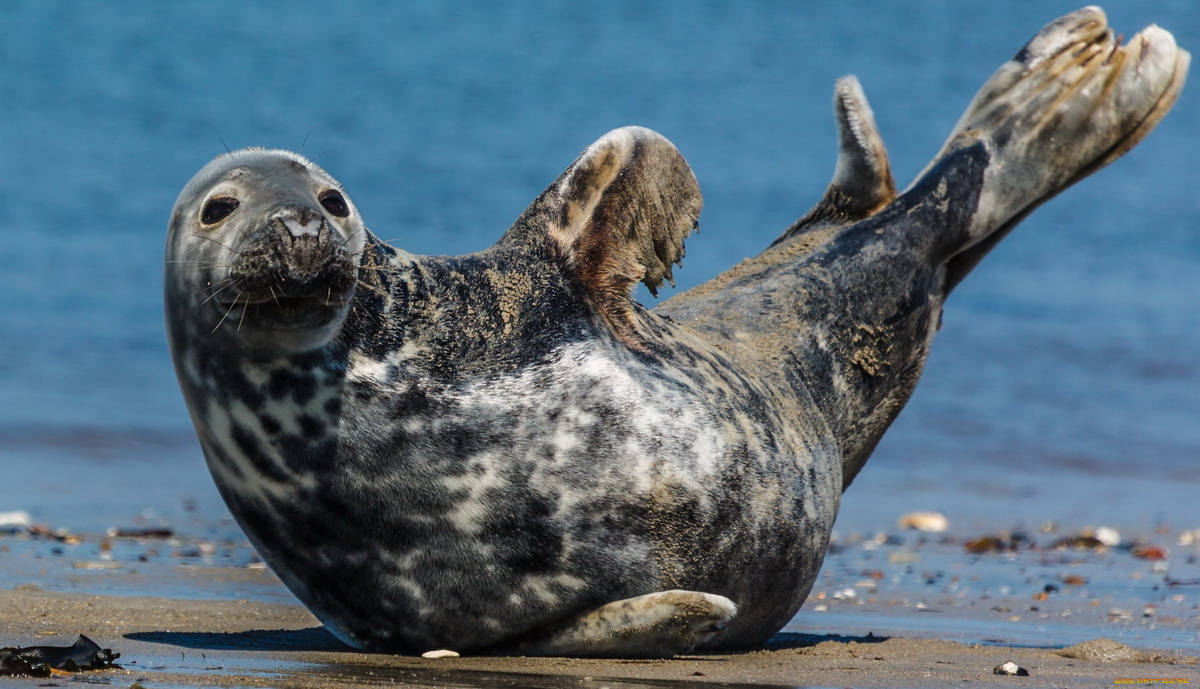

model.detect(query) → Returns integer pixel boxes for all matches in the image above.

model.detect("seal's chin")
[214,290,353,352]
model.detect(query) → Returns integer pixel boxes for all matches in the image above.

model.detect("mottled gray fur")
[164,8,1187,657]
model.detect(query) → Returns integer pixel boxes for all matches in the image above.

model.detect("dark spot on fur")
[269,368,317,404]
[487,492,564,574]
[230,423,290,483]
[260,415,282,436]
[298,414,325,440]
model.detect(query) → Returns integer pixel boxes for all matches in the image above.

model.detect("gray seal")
[164,8,1187,657]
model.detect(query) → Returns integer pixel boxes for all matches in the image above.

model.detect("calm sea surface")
[0,2,1197,532]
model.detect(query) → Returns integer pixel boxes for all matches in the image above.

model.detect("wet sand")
[1,586,1196,689]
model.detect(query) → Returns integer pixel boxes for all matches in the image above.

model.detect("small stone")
[421,649,460,659]
[812,604,829,612]
[1131,544,1168,561]
[965,536,1007,554]
[73,560,122,570]
[993,660,1029,676]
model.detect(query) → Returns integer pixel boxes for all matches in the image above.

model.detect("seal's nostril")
[275,207,326,238]
[282,216,322,238]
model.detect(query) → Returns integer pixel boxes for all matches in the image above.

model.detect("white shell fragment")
[897,511,948,532]
[1091,526,1120,547]
[993,660,1029,676]
[0,511,32,528]
[421,649,460,659]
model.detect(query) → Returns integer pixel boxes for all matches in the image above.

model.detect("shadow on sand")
[125,626,348,653]
[123,629,890,688]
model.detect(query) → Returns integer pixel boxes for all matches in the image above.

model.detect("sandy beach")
[3,503,1197,689]
[1,586,1196,689]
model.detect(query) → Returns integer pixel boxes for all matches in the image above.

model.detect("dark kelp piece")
[0,635,120,677]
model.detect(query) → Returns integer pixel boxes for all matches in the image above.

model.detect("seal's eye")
[319,190,350,218]
[201,197,240,225]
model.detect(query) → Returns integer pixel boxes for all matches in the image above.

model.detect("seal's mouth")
[209,210,360,342]
[215,293,350,330]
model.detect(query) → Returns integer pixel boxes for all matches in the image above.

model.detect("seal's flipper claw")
[1011,5,1109,71]
[507,590,737,658]
[775,76,896,244]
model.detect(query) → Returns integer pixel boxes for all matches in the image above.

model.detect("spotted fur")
[164,8,1187,657]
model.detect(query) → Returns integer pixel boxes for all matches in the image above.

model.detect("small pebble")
[897,511,948,532]
[421,649,460,659]
[1178,529,1200,546]
[73,560,122,570]
[993,660,1029,676]
[1132,544,1168,561]
[1093,526,1121,547]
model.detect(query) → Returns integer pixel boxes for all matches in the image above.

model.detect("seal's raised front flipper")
[505,590,737,658]
[499,126,702,349]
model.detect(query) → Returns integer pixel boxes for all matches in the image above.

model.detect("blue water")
[0,2,1197,532]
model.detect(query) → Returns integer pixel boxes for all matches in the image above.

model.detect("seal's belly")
[197,340,835,650]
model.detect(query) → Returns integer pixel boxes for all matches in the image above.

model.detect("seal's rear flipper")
[505,590,736,658]
[774,76,898,244]
[920,7,1190,291]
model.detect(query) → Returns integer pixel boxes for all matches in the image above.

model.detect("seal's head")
[165,149,366,352]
